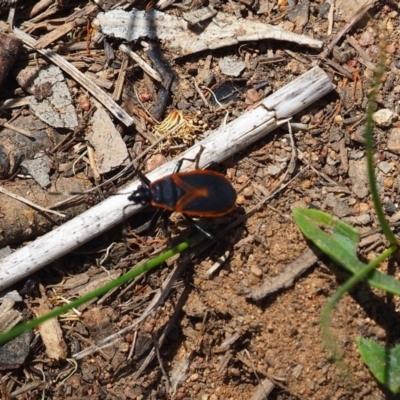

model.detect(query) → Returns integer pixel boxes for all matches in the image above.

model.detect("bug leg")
[175,146,205,172]
[147,208,163,234]
[161,210,172,237]
[184,215,213,239]
[136,169,151,186]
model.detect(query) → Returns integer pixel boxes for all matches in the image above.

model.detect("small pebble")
[292,200,307,209]
[301,180,311,190]
[236,194,245,205]
[326,155,336,166]
[245,88,260,103]
[139,92,151,102]
[373,109,396,127]
[189,373,199,382]
[386,20,396,32]
[383,177,394,188]
[78,95,91,111]
[387,128,400,155]
[348,198,357,206]
[250,265,263,278]
[334,115,344,126]
[219,57,246,77]
[243,187,253,198]
[267,165,282,176]
[378,161,392,173]
[349,159,369,198]
[358,202,370,213]
[282,20,295,32]
[366,251,377,262]
[376,327,386,339]
[226,167,236,180]
[349,150,365,159]
[358,30,375,46]
[175,388,187,399]
[333,201,350,218]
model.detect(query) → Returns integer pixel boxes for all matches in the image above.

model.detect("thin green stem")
[322,245,397,363]
[364,51,398,245]
[0,239,193,345]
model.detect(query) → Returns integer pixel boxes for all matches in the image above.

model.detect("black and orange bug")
[128,155,237,237]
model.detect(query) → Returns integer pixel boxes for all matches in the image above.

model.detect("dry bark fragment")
[93,9,323,58]
[30,287,67,360]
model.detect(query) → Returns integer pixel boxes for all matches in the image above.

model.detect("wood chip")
[30,286,67,360]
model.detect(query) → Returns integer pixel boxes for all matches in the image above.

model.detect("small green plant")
[294,48,400,392]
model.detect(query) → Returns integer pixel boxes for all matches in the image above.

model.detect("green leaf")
[293,208,400,295]
[356,337,400,393]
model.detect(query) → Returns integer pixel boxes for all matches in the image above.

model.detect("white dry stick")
[0,119,34,139]
[13,28,136,127]
[327,0,335,36]
[0,67,334,291]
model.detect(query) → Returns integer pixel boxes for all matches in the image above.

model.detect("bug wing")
[177,173,237,217]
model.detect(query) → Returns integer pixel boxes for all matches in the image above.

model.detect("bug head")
[128,184,152,206]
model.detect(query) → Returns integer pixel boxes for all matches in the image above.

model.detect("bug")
[128,156,237,237]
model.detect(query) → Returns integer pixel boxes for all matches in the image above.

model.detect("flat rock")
[377,161,391,174]
[28,65,78,129]
[348,158,369,199]
[21,153,51,188]
[219,57,246,77]
[86,102,129,174]
[324,193,351,218]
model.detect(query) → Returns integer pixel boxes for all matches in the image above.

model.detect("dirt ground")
[0,0,400,399]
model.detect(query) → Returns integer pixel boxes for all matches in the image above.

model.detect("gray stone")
[348,158,369,198]
[388,128,400,155]
[219,57,246,77]
[267,165,282,176]
[378,161,392,174]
